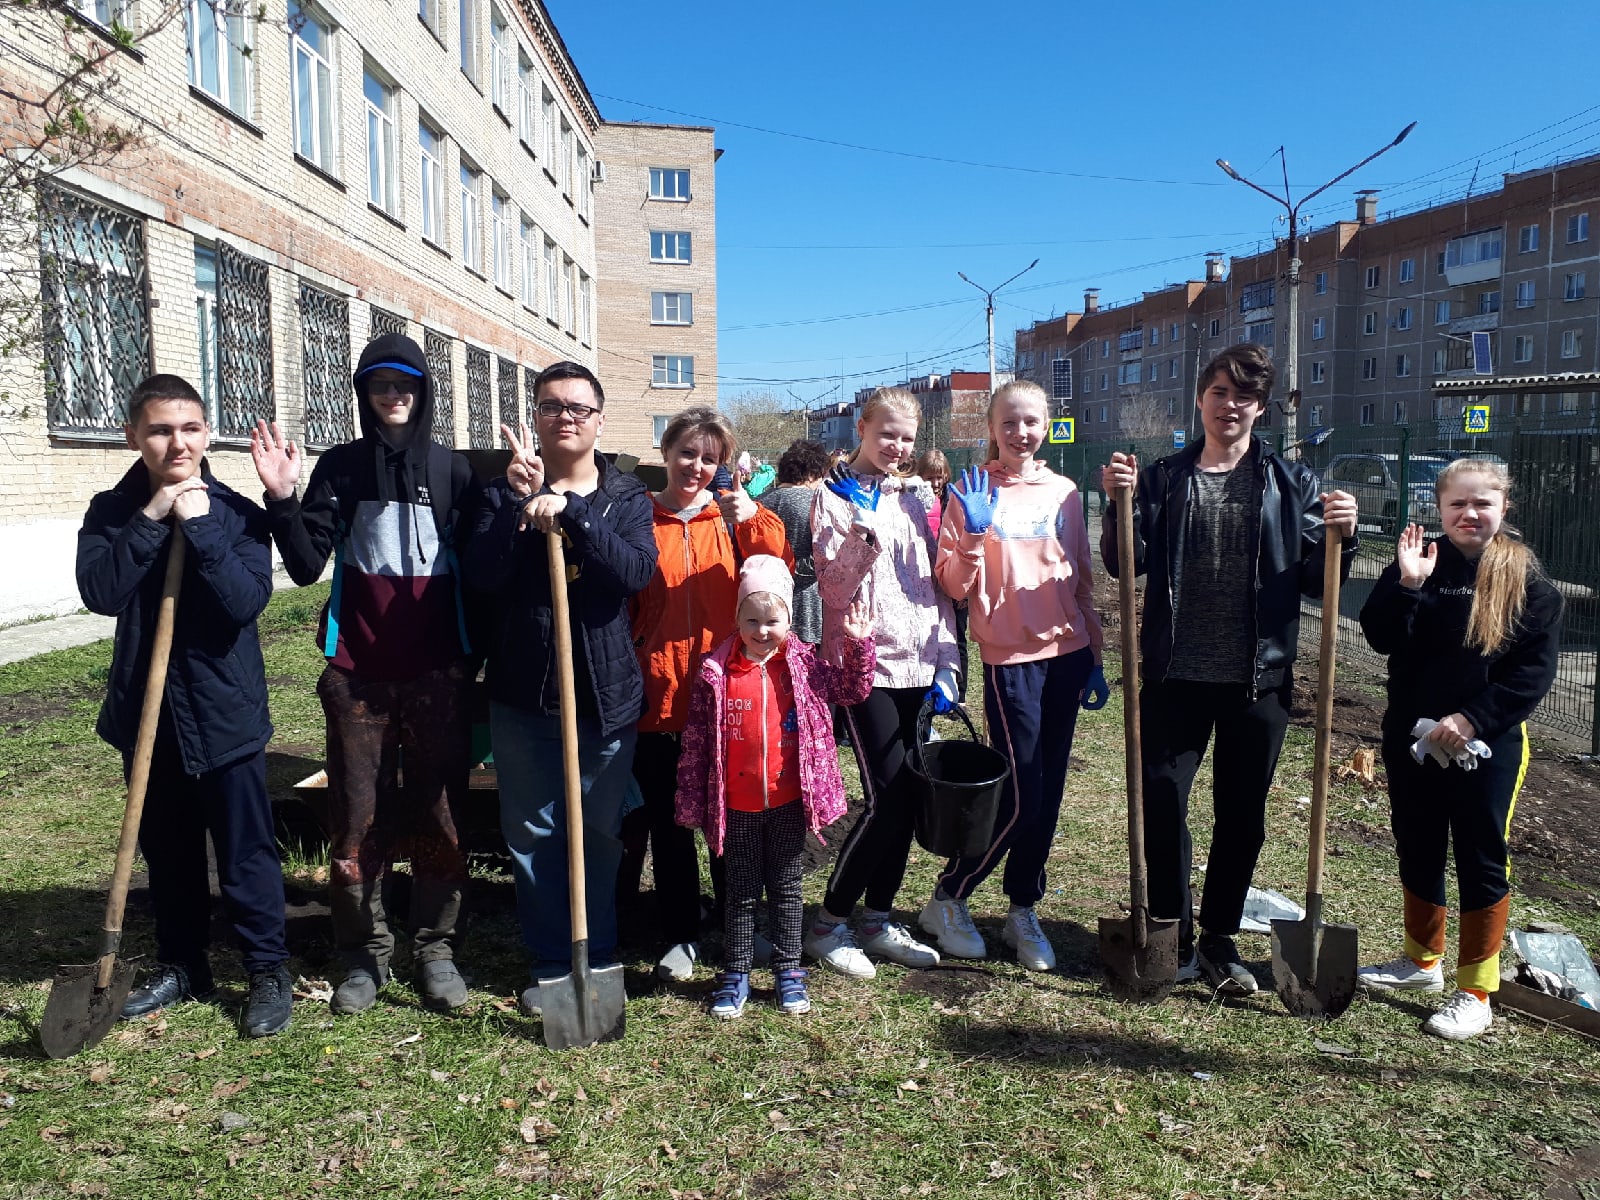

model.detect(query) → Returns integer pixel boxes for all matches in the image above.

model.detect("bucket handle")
[911,697,981,778]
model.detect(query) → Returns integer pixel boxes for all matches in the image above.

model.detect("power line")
[721,231,1261,252]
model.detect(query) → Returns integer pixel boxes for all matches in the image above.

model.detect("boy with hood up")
[250,332,483,1014]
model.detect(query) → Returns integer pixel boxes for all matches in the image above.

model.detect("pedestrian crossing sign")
[1463,404,1491,434]
[1049,417,1075,444]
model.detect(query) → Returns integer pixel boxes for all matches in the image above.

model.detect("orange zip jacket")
[631,497,792,733]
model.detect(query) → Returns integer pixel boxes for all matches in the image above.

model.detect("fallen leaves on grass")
[294,976,332,1002]
[517,1115,558,1143]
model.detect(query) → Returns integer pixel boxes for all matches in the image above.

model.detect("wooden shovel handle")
[1116,483,1149,942]
[1306,526,1343,900]
[98,531,186,988]
[546,529,587,945]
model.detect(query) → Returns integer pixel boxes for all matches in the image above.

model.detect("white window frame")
[1568,213,1590,244]
[1309,405,1323,425]
[459,162,483,271]
[541,90,558,168]
[364,66,399,216]
[491,190,514,291]
[289,1,338,172]
[1311,316,1325,340]
[1565,271,1587,301]
[1365,265,1380,289]
[517,54,538,148]
[576,144,592,220]
[489,5,512,112]
[1309,360,1325,383]
[559,120,574,198]
[1515,280,1536,308]
[1397,307,1412,330]
[578,272,592,345]
[650,291,693,326]
[519,218,540,311]
[1398,258,1415,283]
[1361,357,1378,381]
[1363,312,1376,336]
[1434,299,1450,325]
[650,230,691,264]
[1360,403,1375,426]
[1393,401,1406,424]
[1395,353,1411,378]
[649,167,691,201]
[1519,224,1540,253]
[1478,291,1500,315]
[1208,318,1219,338]
[1313,271,1327,295]
[194,245,220,424]
[419,118,445,246]
[1513,335,1534,363]
[652,354,694,388]
[1562,329,1582,359]
[459,0,481,83]
[544,237,559,317]
[187,0,253,119]
[561,254,575,332]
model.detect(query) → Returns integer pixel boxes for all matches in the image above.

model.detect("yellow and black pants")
[1379,720,1530,993]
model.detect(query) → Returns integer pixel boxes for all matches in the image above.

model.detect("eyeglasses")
[368,379,417,396]
[536,400,600,423]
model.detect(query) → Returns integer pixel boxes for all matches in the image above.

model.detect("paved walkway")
[0,566,311,668]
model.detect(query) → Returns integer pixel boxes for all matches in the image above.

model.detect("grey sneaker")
[656,941,700,982]
[331,966,386,1014]
[1196,934,1260,996]
[417,960,468,1010]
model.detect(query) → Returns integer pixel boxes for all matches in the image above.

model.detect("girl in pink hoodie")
[920,380,1109,971]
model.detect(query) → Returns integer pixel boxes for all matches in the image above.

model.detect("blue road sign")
[1049,417,1075,444]
[1173,429,1186,448]
[1463,404,1491,434]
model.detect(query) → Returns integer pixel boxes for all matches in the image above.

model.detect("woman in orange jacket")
[624,406,792,981]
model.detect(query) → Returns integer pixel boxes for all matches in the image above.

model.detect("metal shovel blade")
[38,958,135,1059]
[539,957,626,1051]
[1099,913,1180,1004]
[1271,916,1359,1019]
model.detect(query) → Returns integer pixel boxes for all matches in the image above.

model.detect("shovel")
[40,532,187,1058]
[1099,480,1179,1002]
[538,529,626,1049]
[1271,526,1359,1018]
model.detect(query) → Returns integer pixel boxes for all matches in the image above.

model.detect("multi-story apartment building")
[593,121,719,454]
[840,372,993,455]
[1015,154,1600,446]
[0,1,714,622]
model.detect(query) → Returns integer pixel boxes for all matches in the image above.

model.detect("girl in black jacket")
[1357,458,1562,1041]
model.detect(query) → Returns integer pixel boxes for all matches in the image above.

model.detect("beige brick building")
[0,0,715,622]
[592,121,719,457]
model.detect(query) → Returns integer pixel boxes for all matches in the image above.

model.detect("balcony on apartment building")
[1443,228,1504,287]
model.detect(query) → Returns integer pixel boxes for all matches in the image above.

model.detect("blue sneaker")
[710,971,749,1020]
[776,968,811,1015]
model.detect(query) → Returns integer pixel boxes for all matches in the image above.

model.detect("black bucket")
[910,700,1009,859]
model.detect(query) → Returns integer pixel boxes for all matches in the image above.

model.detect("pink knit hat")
[736,554,794,617]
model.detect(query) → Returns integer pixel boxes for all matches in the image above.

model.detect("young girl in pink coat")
[676,556,875,1018]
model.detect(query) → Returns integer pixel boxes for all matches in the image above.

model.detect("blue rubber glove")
[954,466,998,534]
[1080,665,1110,711]
[927,667,960,714]
[825,462,880,514]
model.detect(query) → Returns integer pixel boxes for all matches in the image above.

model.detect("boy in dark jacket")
[77,374,291,1037]
[1101,344,1359,994]
[465,361,657,1017]
[249,333,482,1013]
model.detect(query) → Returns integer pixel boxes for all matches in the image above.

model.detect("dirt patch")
[899,964,997,1004]
[0,687,93,729]
[1535,1140,1600,1200]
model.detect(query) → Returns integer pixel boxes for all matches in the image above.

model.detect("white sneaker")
[918,894,987,960]
[803,921,876,979]
[1424,990,1493,1041]
[1002,907,1056,971]
[860,921,941,967]
[656,941,700,982]
[1358,955,1444,993]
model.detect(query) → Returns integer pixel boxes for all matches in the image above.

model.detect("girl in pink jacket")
[920,380,1109,971]
[806,388,960,980]
[676,556,875,1018]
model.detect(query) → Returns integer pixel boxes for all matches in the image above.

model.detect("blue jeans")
[491,703,637,968]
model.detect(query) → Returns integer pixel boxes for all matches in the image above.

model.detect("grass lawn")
[1,584,1598,1199]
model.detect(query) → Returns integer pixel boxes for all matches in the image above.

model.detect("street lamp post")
[958,259,1040,395]
[1216,122,1416,448]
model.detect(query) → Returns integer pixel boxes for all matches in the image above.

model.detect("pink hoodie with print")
[935,459,1103,667]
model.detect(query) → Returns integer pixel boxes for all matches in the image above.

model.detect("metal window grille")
[423,328,454,447]
[37,184,151,434]
[524,365,539,425]
[465,345,492,448]
[298,282,352,447]
[370,307,407,340]
[497,356,518,431]
[216,244,274,437]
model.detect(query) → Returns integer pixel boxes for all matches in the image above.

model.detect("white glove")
[1409,718,1493,771]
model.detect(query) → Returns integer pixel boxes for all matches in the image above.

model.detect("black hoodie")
[265,333,483,680]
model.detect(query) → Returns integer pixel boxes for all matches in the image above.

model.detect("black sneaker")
[1175,945,1201,983]
[121,962,215,1019]
[1196,934,1260,995]
[243,965,294,1037]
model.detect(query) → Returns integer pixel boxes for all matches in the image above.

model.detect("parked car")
[1321,452,1453,533]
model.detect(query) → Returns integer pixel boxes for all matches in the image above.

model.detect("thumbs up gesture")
[715,465,757,526]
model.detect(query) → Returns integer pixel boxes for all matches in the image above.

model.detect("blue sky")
[549,0,1600,405]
